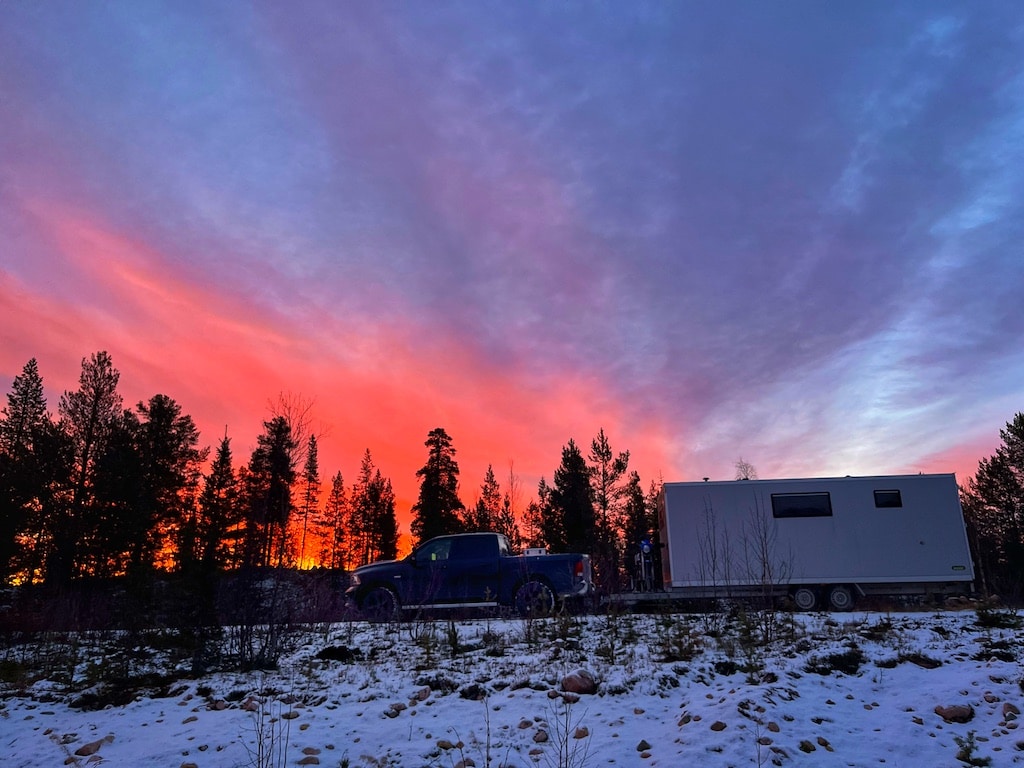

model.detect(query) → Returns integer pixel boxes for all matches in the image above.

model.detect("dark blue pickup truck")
[346,532,592,619]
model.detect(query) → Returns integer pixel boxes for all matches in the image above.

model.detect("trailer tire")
[792,587,818,611]
[827,585,854,611]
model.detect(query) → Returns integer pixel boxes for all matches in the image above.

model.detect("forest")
[1,351,1022,616]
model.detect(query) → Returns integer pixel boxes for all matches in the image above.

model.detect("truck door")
[408,537,454,606]
[446,535,500,603]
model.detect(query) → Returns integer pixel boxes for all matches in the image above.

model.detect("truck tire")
[515,580,555,617]
[827,585,854,611]
[792,587,817,611]
[360,587,399,622]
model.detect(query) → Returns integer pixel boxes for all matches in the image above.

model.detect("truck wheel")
[515,580,555,617]
[361,587,399,622]
[792,587,817,611]
[827,585,854,611]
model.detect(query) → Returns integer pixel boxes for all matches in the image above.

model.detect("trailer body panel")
[659,474,974,592]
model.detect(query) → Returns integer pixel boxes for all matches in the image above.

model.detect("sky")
[2,1,1023,529]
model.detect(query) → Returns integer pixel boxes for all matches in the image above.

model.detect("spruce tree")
[549,439,594,555]
[0,358,53,583]
[195,434,238,569]
[467,464,501,532]
[242,416,296,567]
[588,428,630,591]
[410,427,464,544]
[318,471,347,569]
[297,434,320,568]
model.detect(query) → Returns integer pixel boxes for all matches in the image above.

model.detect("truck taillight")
[574,561,584,578]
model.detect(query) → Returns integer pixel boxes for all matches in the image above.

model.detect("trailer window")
[874,489,903,508]
[771,492,833,518]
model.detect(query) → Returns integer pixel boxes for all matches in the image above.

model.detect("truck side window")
[771,492,833,518]
[451,535,497,560]
[416,538,452,563]
[873,490,903,508]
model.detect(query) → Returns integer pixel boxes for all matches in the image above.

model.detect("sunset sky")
[2,2,1022,531]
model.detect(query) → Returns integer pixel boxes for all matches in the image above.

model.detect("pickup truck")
[346,532,592,620]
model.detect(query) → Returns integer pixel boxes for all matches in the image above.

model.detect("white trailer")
[656,473,974,610]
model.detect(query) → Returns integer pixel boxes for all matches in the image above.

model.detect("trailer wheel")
[827,585,854,611]
[792,587,817,611]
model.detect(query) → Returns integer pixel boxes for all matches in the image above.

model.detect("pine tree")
[0,358,48,455]
[588,428,630,591]
[466,465,501,532]
[549,439,594,554]
[50,351,123,584]
[0,358,54,583]
[194,434,238,570]
[350,450,398,563]
[132,394,205,572]
[317,471,347,569]
[242,416,296,568]
[410,427,464,545]
[961,412,1024,596]
[297,434,321,568]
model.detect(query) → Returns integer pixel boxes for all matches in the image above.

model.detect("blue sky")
[1,1,1022,514]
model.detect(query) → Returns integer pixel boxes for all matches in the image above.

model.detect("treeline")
[0,352,662,593]
[0,352,401,588]
[5,351,1018,601]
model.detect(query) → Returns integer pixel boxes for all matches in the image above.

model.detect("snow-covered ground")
[2,608,1022,767]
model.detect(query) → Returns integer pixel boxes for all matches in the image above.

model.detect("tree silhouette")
[411,427,464,545]
[961,412,1024,597]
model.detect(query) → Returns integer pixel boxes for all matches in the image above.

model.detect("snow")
[2,608,1022,767]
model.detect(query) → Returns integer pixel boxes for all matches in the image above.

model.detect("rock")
[677,714,691,726]
[437,739,456,750]
[1004,703,1021,719]
[302,747,321,755]
[455,760,476,768]
[242,697,260,712]
[518,719,533,730]
[182,715,197,724]
[74,735,113,757]
[636,739,651,751]
[212,700,228,711]
[817,736,834,752]
[297,758,320,766]
[574,726,589,739]
[180,763,199,768]
[415,687,431,701]
[561,669,597,695]
[985,693,1000,703]
[766,722,780,733]
[281,710,299,720]
[710,721,727,731]
[533,730,549,743]
[757,736,772,746]
[798,740,816,753]
[561,692,580,704]
[912,716,924,725]
[935,704,975,723]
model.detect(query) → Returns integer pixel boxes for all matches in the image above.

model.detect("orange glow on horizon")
[1,202,681,540]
